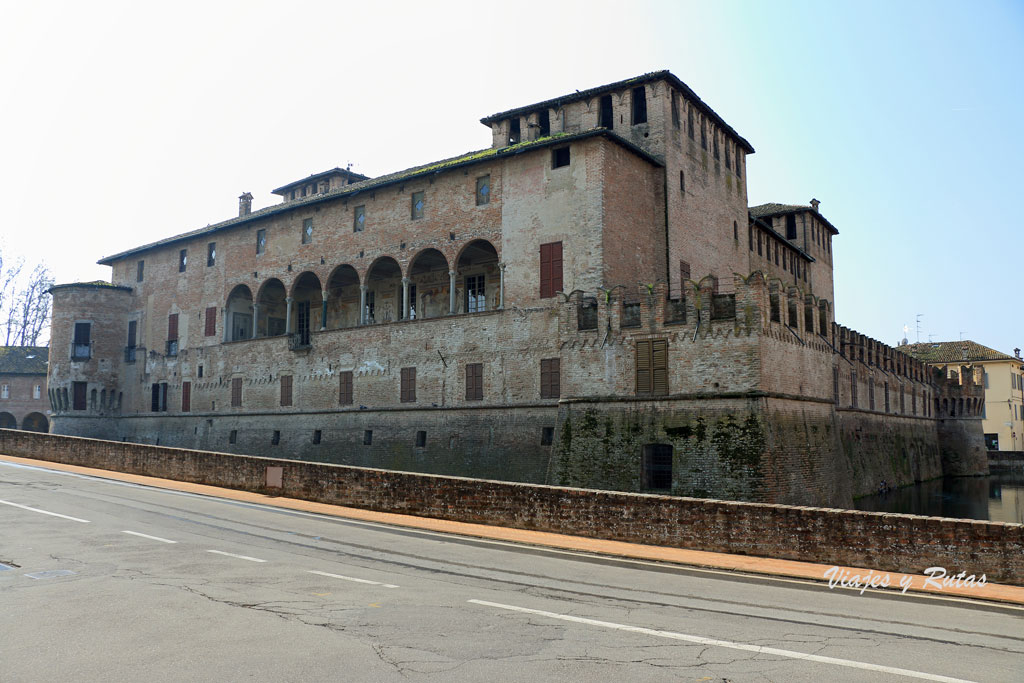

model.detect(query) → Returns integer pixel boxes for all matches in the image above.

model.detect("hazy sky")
[1,0,1021,354]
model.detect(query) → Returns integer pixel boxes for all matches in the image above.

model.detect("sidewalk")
[3,452,1023,607]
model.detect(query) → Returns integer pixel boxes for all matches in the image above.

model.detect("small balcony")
[288,331,311,351]
[124,346,137,363]
[71,342,91,361]
[166,340,178,357]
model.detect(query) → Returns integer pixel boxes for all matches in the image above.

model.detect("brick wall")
[1,429,1020,585]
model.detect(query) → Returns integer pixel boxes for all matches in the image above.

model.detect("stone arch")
[326,264,361,329]
[456,239,500,314]
[256,278,287,338]
[226,284,255,341]
[364,256,402,324]
[406,248,450,319]
[22,412,48,433]
[290,272,323,342]
[0,412,15,429]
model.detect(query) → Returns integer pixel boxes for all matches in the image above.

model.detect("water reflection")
[853,469,1024,524]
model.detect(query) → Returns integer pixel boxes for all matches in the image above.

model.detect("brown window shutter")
[339,371,353,405]
[231,377,242,407]
[466,363,483,400]
[181,381,191,412]
[168,313,179,341]
[636,341,652,394]
[539,243,551,298]
[540,358,561,398]
[652,340,668,395]
[401,367,416,402]
[281,375,293,407]
[550,241,563,295]
[205,307,216,336]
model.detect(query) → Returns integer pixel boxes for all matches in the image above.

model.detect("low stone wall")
[989,451,1024,468]
[2,429,1022,585]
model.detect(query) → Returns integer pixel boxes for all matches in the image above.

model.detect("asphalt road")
[1,459,1021,683]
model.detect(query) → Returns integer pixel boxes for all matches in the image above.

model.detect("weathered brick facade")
[0,346,50,432]
[45,71,986,507]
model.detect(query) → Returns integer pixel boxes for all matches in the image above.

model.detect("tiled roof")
[899,340,1018,364]
[48,281,132,293]
[749,202,840,235]
[480,70,755,154]
[0,346,48,375]
[97,129,661,266]
[271,167,371,196]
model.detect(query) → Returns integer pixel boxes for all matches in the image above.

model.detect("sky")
[1,0,1022,354]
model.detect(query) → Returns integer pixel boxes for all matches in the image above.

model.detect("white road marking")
[122,530,176,544]
[307,570,398,588]
[206,549,266,563]
[0,498,90,523]
[468,599,976,683]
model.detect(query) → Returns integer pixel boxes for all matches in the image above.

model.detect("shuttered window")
[465,363,483,400]
[204,307,216,336]
[636,340,668,396]
[231,378,242,407]
[168,313,179,340]
[339,371,353,405]
[280,375,293,407]
[181,381,191,412]
[400,367,416,403]
[539,241,563,299]
[540,358,560,399]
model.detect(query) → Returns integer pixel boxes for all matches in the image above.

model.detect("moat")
[854,469,1024,524]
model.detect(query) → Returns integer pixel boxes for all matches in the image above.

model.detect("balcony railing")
[166,340,178,357]
[71,342,91,361]
[124,346,137,363]
[288,331,311,351]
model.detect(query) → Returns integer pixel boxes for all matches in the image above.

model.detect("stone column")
[252,303,260,339]
[223,308,231,342]
[320,289,328,330]
[448,270,457,315]
[401,278,410,320]
[359,285,368,325]
[498,263,506,310]
[285,297,293,335]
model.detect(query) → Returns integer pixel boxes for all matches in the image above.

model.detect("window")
[636,339,668,395]
[687,106,694,140]
[786,214,797,240]
[166,313,179,356]
[757,230,763,256]
[642,444,673,490]
[411,191,424,219]
[353,205,365,232]
[851,371,858,408]
[151,383,167,412]
[622,302,641,327]
[540,358,560,399]
[680,170,685,196]
[136,260,145,282]
[339,371,353,405]
[700,116,707,149]
[302,218,313,243]
[671,92,680,128]
[465,363,483,400]
[509,118,521,144]
[552,147,570,168]
[833,367,840,405]
[769,286,780,322]
[465,274,486,313]
[537,109,550,137]
[229,430,237,444]
[313,429,322,445]
[363,430,373,445]
[539,241,563,298]
[631,86,647,124]
[598,94,613,129]
[415,430,427,448]
[256,229,266,254]
[179,249,187,273]
[33,384,41,400]
[869,380,875,411]
[400,367,416,402]
[0,384,7,399]
[272,430,280,445]
[231,377,242,407]
[725,141,731,169]
[72,322,91,360]
[476,176,490,206]
[280,375,293,407]
[73,382,87,410]
[713,132,719,160]
[126,320,137,352]
[577,297,598,330]
[198,365,203,378]
[204,307,216,337]
[748,225,753,251]
[733,220,738,241]
[182,381,191,412]
[207,242,216,267]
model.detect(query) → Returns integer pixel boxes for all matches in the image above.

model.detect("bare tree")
[0,249,52,346]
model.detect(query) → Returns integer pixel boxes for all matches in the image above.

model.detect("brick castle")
[45,71,987,507]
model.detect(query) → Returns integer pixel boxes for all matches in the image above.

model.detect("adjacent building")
[0,346,50,432]
[45,71,986,507]
[901,341,1024,451]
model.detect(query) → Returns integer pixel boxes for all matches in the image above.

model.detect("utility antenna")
[915,314,922,343]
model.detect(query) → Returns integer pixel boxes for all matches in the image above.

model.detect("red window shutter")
[205,307,216,336]
[339,371,353,405]
[181,381,191,412]
[168,313,179,340]
[540,243,551,298]
[551,241,563,295]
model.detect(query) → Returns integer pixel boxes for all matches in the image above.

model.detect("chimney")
[238,192,253,217]
[1015,347,1021,359]
[810,198,820,213]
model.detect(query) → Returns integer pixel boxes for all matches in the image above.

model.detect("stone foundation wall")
[2,430,1020,585]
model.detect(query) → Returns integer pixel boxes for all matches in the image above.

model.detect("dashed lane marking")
[0,498,90,523]
[206,549,266,563]
[307,570,398,588]
[468,599,976,683]
[122,530,177,544]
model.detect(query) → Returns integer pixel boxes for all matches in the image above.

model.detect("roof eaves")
[749,215,815,262]
[750,203,840,236]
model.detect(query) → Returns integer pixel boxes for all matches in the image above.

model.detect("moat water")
[853,468,1024,524]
